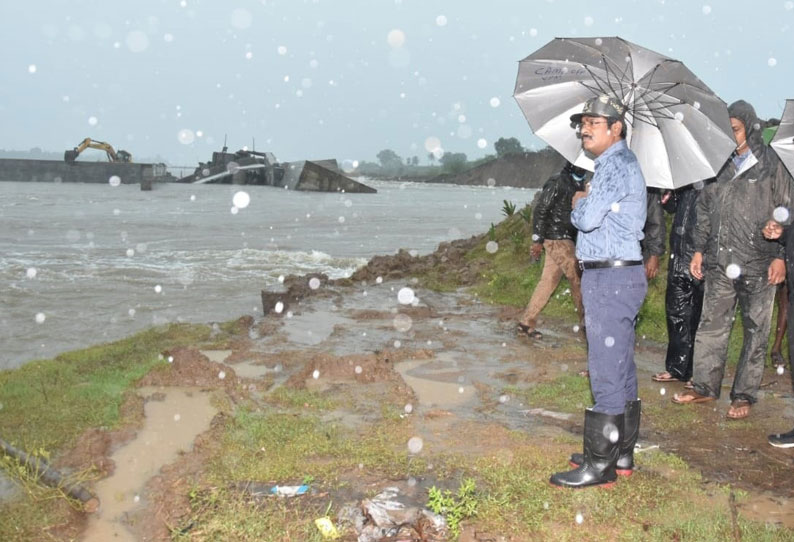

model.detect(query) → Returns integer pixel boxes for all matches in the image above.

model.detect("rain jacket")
[532,167,585,243]
[642,188,666,261]
[693,100,793,276]
[664,184,709,277]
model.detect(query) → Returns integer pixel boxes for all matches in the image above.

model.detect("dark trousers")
[692,269,775,403]
[664,272,704,381]
[582,266,648,415]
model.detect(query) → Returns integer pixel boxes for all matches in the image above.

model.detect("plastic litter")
[314,516,340,539]
[269,484,309,497]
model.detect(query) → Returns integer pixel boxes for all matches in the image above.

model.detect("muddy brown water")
[82,387,217,542]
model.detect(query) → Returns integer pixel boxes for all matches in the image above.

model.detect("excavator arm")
[64,138,131,164]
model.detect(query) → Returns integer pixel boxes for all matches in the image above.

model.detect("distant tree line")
[356,137,531,179]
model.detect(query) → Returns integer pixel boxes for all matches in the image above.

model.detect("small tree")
[440,152,468,174]
[427,152,436,165]
[494,137,524,158]
[376,149,403,170]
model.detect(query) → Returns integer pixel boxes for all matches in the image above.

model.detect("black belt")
[578,260,643,271]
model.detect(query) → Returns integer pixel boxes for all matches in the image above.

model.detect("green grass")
[0,322,234,542]
[504,373,593,414]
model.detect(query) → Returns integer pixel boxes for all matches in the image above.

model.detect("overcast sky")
[1,0,792,168]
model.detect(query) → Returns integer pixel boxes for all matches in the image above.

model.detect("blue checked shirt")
[571,139,647,261]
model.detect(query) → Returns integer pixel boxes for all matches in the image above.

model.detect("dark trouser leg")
[582,266,647,414]
[730,275,776,404]
[692,269,738,399]
[664,273,704,381]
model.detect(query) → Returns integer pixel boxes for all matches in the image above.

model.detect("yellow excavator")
[64,138,132,164]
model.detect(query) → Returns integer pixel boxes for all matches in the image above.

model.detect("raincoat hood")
[728,99,764,153]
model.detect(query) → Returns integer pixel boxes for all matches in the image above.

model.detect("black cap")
[570,94,627,123]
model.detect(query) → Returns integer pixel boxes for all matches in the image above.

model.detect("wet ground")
[49,278,794,540]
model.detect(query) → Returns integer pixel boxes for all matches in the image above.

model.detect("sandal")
[771,351,787,369]
[517,323,543,339]
[672,390,715,404]
[652,371,678,382]
[727,399,751,420]
[684,380,694,390]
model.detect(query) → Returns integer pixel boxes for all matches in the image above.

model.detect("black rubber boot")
[550,409,623,488]
[568,400,640,476]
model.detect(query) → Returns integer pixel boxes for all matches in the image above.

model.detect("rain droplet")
[674,111,684,122]
[407,436,423,454]
[575,512,584,524]
[499,394,509,403]
[490,97,500,107]
[777,365,785,375]
[594,38,603,46]
[774,207,790,223]
[725,263,741,279]
[397,287,415,305]
[109,175,122,187]
[312,369,320,379]
[168,356,174,363]
[274,301,284,314]
[393,340,402,348]
[605,336,615,347]
[393,314,413,332]
[354,365,362,374]
[702,5,712,15]
[477,138,488,149]
[154,284,163,293]
[218,371,226,380]
[435,14,447,26]
[232,191,250,209]
[404,403,413,414]
[126,248,135,257]
[485,241,499,254]
[768,57,778,67]
[309,277,321,290]
[458,386,465,394]
[174,413,181,422]
[610,202,621,213]
[660,387,666,395]
[35,312,46,324]
[26,268,37,279]
[376,276,383,284]
[573,324,580,332]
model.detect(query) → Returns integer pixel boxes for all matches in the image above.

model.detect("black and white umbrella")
[771,99,794,178]
[513,36,735,189]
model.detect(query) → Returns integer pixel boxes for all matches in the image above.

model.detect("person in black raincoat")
[672,100,793,419]
[652,183,710,384]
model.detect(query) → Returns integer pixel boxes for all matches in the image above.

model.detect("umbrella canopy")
[513,36,736,189]
[771,99,794,178]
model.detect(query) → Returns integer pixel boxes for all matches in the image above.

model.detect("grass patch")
[265,387,336,411]
[505,373,593,414]
[0,322,240,540]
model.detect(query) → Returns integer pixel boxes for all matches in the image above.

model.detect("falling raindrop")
[232,191,250,209]
[355,365,363,374]
[702,5,712,15]
[274,301,284,314]
[573,324,580,332]
[610,202,621,213]
[35,313,46,324]
[660,388,666,396]
[777,365,785,375]
[154,284,163,293]
[499,394,509,403]
[312,369,320,379]
[485,241,499,254]
[407,436,423,454]
[575,512,584,524]
[26,268,37,279]
[605,336,615,347]
[174,414,181,422]
[168,356,174,363]
[109,175,122,187]
[490,97,501,107]
[309,277,321,290]
[394,340,402,348]
[218,371,226,380]
[435,15,447,26]
[725,263,741,279]
[376,276,383,284]
[397,287,415,305]
[393,314,413,332]
[404,403,413,414]
[774,206,790,223]
[768,57,778,67]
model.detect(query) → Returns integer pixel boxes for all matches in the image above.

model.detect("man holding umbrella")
[549,94,648,489]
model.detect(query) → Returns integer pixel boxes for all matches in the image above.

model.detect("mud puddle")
[201,349,277,380]
[82,387,217,542]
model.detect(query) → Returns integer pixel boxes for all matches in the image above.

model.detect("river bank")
[2,212,794,541]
